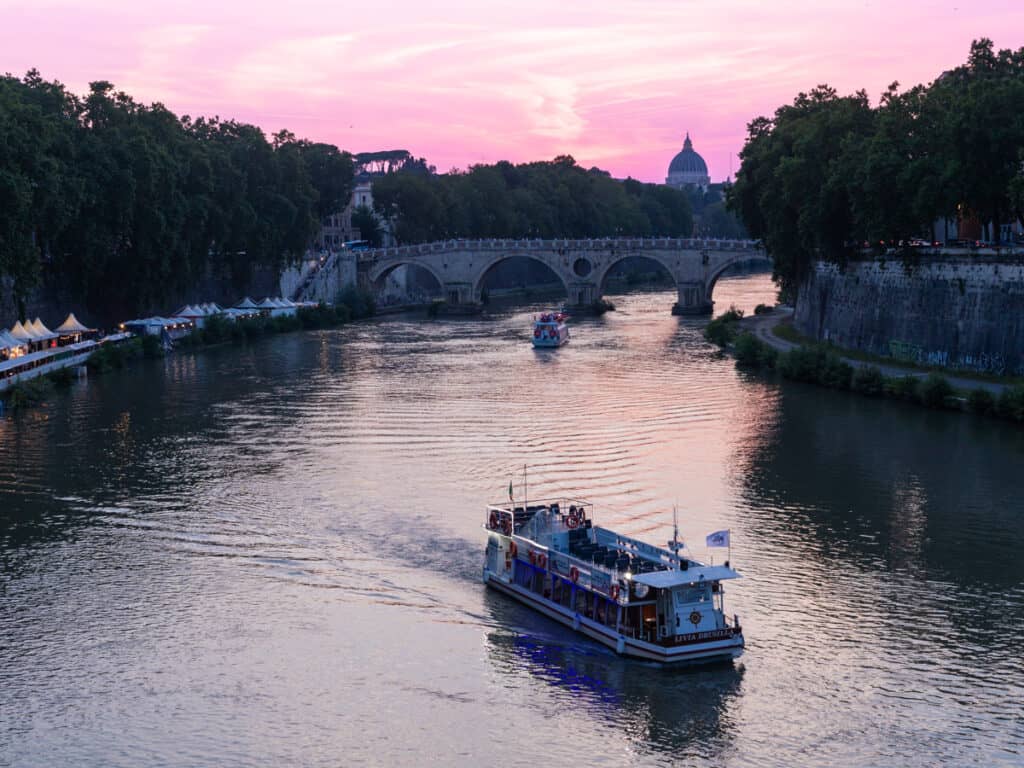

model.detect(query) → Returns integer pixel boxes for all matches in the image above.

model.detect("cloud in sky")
[1,0,1022,181]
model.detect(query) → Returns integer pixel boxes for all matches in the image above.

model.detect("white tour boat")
[483,498,744,665]
[532,312,569,348]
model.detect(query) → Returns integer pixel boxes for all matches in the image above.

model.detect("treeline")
[370,155,693,243]
[730,39,1024,300]
[0,71,354,321]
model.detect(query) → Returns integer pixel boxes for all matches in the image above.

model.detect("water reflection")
[484,615,744,761]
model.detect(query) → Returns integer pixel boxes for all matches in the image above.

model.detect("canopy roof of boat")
[630,564,740,588]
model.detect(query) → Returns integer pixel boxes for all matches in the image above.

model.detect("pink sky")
[2,0,1022,183]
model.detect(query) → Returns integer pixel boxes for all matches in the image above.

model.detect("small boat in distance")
[483,497,744,665]
[532,311,569,348]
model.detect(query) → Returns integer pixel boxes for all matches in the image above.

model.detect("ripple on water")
[1,276,1023,767]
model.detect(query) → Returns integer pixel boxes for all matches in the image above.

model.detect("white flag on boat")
[706,530,730,548]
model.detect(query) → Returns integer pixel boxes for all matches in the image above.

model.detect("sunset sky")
[2,0,1022,182]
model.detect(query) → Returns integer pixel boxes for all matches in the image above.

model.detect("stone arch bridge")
[311,238,769,314]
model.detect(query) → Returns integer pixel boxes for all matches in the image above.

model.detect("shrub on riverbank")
[776,345,852,389]
[704,306,744,347]
[920,374,954,409]
[889,375,920,401]
[852,366,885,396]
[996,385,1024,421]
[733,332,777,368]
[87,338,143,372]
[3,377,54,409]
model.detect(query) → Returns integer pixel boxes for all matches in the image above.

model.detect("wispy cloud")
[1,0,1020,180]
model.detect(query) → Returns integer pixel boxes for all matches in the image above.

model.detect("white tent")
[257,297,278,308]
[30,318,58,341]
[10,321,34,343]
[235,297,258,309]
[56,313,95,334]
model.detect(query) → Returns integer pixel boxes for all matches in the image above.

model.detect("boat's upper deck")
[485,498,737,584]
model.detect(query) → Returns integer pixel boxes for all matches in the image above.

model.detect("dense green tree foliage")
[0,72,354,320]
[371,155,693,243]
[730,39,1024,300]
[351,205,383,247]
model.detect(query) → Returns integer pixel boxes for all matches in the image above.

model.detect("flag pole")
[728,529,732,565]
[523,464,528,516]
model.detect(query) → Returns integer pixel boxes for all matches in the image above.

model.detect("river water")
[1,272,1022,767]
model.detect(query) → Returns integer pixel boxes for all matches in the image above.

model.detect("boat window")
[574,588,587,614]
[559,580,573,608]
[605,601,618,628]
[674,585,710,605]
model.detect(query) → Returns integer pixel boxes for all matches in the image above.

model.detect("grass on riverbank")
[726,326,1024,423]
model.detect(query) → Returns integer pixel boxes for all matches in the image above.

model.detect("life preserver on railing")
[534,329,541,338]
[528,550,537,565]
[537,553,547,570]
[489,511,499,529]
[566,514,579,530]
[509,540,518,558]
[569,566,579,583]
[609,585,620,601]
[502,519,512,535]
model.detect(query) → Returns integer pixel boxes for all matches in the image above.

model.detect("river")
[1,272,1022,767]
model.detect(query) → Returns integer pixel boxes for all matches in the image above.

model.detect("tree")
[351,205,382,247]
[0,71,356,323]
[372,156,694,244]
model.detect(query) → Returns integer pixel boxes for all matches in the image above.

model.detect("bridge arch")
[369,259,446,295]
[704,254,773,305]
[593,251,680,296]
[472,253,570,302]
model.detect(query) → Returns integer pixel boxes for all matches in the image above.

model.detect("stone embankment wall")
[794,256,1024,376]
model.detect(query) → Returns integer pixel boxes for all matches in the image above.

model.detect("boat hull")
[532,337,569,348]
[485,571,743,665]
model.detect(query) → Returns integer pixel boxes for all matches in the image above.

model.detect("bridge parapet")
[358,237,761,263]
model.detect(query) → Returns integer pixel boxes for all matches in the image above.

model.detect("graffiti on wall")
[888,340,1013,376]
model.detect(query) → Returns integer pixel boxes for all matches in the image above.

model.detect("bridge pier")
[671,281,713,315]
[570,282,599,307]
[444,282,474,305]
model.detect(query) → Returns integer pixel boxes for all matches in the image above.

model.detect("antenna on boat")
[523,464,528,515]
[670,503,682,569]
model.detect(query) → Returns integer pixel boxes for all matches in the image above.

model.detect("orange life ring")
[569,566,579,583]
[610,585,620,601]
[537,553,547,570]
[509,540,518,557]
[567,515,579,530]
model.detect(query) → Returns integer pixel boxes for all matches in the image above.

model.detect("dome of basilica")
[665,133,710,190]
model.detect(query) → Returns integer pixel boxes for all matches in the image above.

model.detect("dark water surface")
[1,273,1022,767]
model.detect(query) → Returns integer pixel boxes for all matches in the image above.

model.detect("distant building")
[665,133,711,191]
[319,172,378,249]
